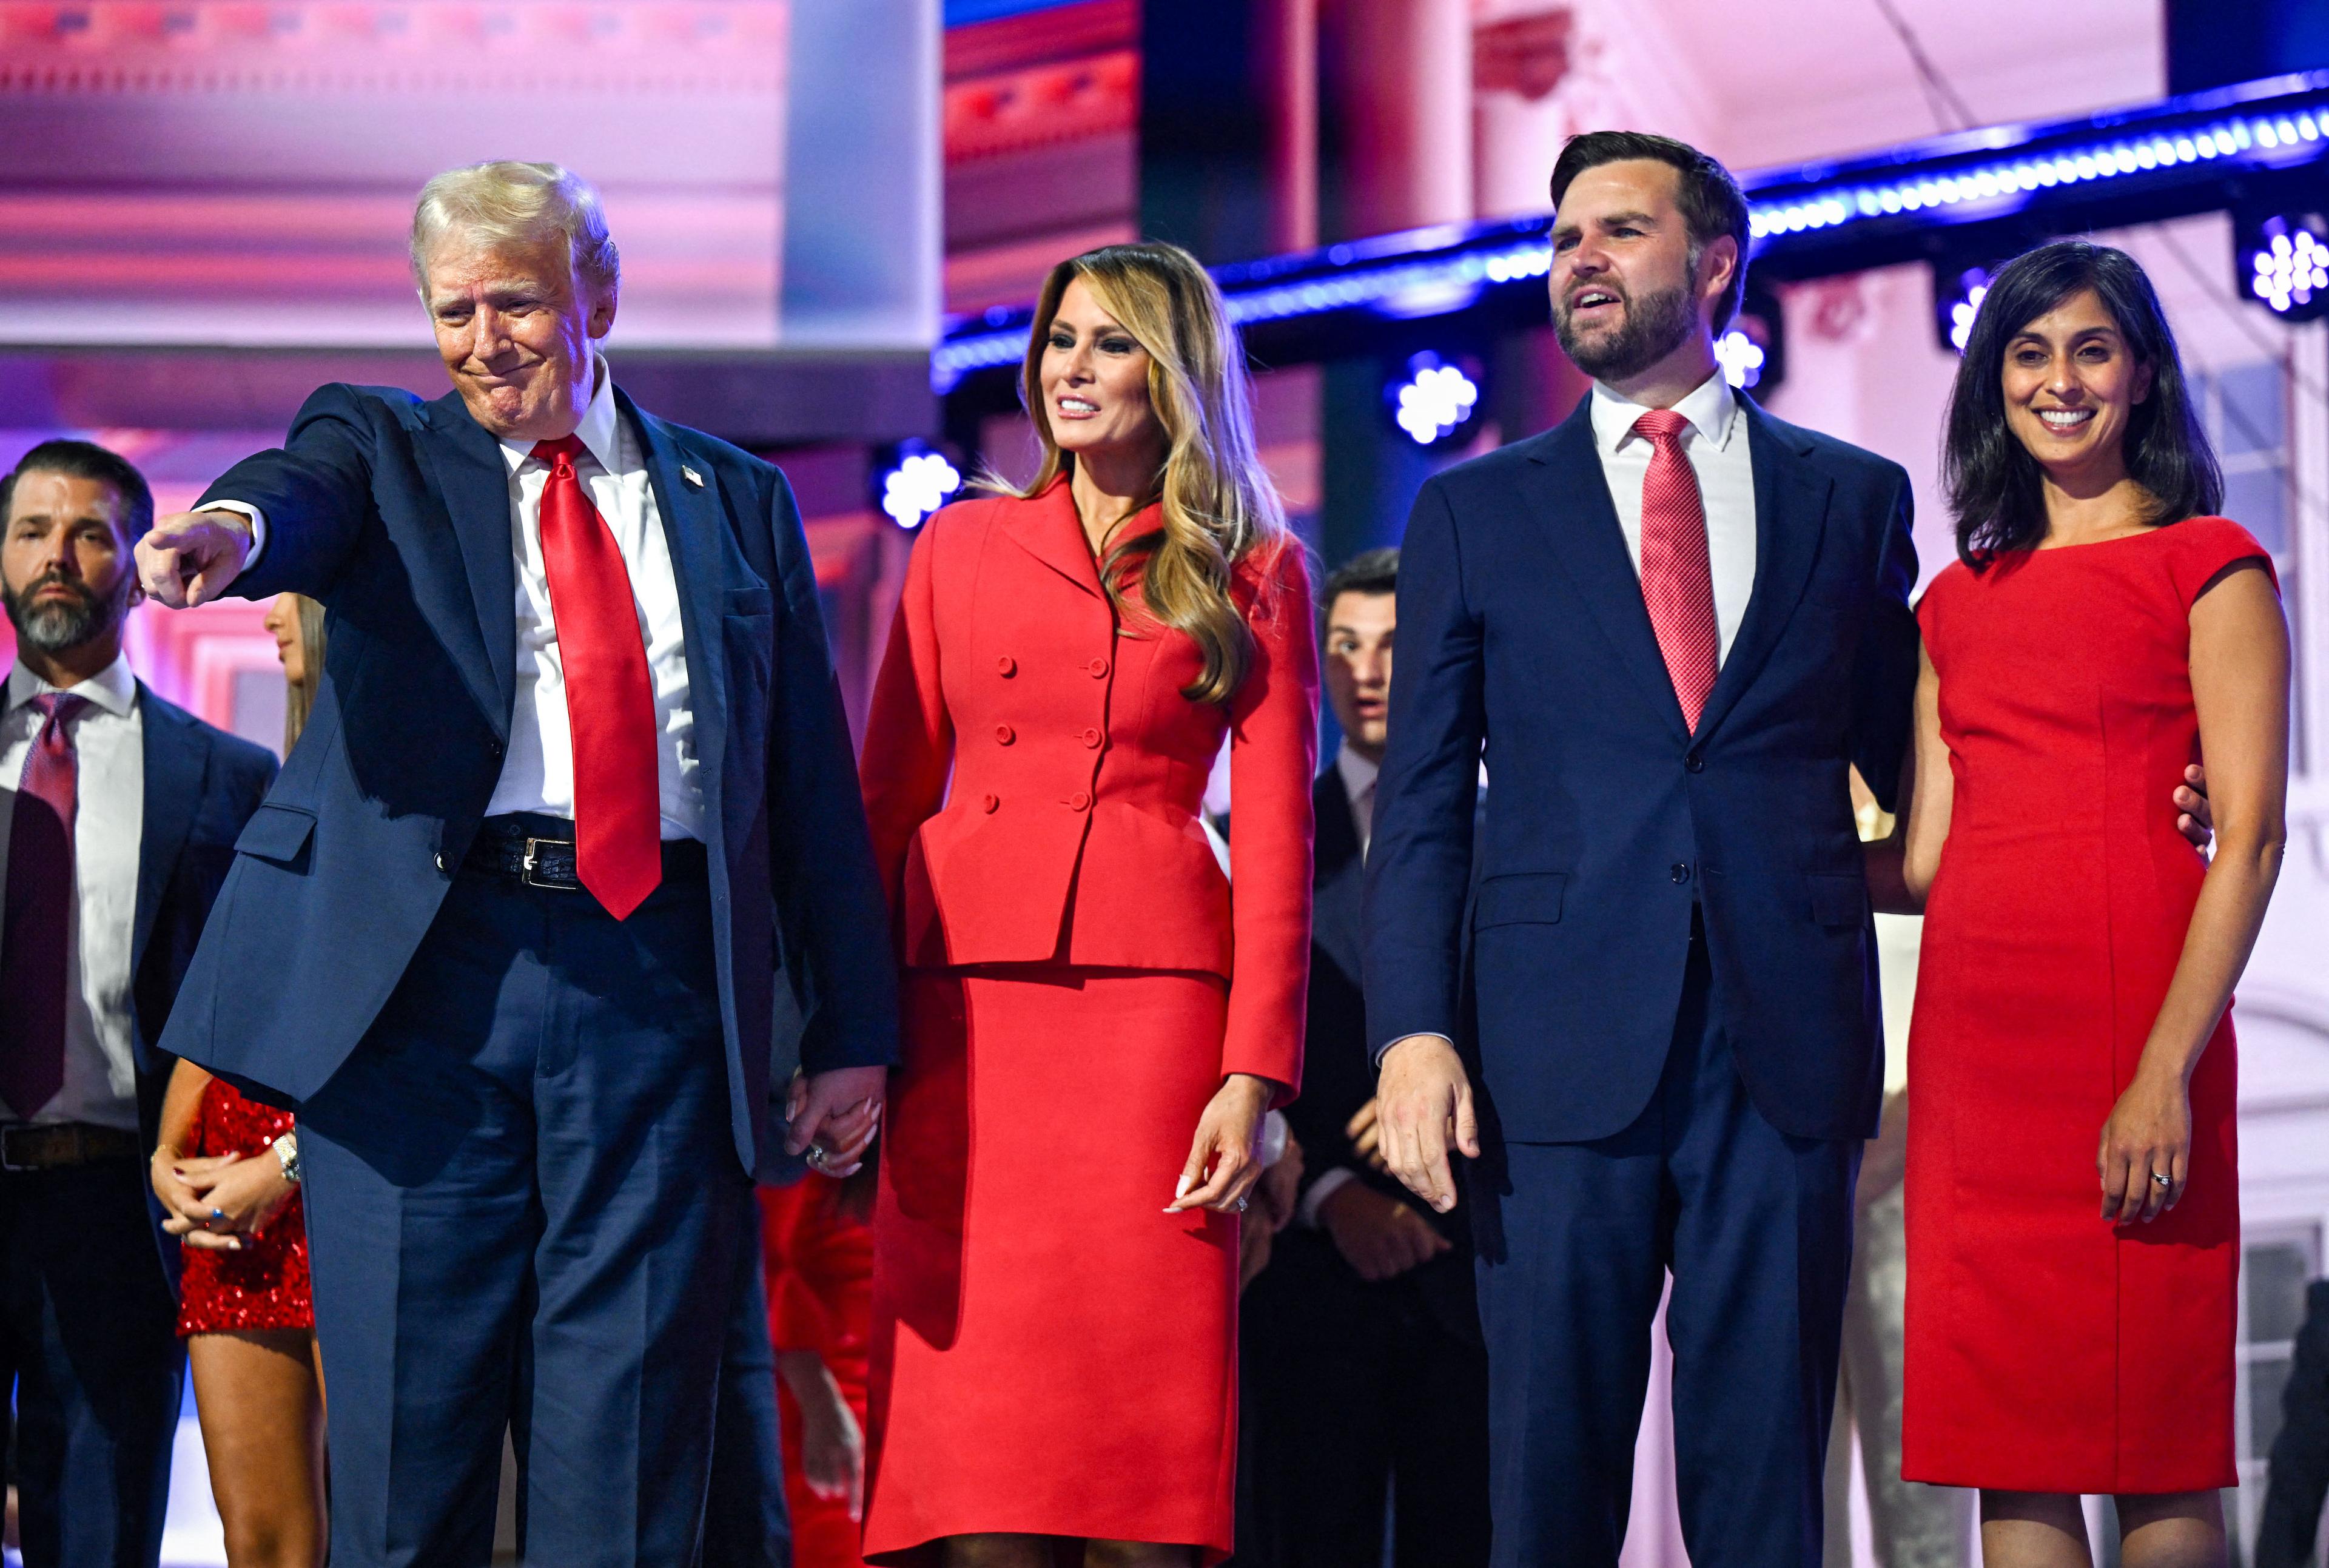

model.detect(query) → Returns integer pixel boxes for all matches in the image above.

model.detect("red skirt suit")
[759,1178,874,1568]
[1903,517,2273,1493]
[855,479,1317,1562]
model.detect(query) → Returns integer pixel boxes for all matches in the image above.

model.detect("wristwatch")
[273,1131,302,1186]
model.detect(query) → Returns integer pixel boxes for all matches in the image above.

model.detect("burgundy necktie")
[1632,409,1721,731]
[532,437,662,920]
[1,693,89,1118]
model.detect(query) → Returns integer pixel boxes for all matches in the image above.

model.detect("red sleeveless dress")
[1902,516,2273,1494]
[175,1075,313,1335]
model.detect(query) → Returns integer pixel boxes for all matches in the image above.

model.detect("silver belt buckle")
[521,835,577,890]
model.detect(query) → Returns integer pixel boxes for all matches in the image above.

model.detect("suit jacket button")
[982,793,1000,813]
[1670,863,1691,884]
[995,724,1015,745]
[1086,658,1109,678]
[435,851,451,872]
[1080,727,1101,749]
[1066,791,1091,812]
[996,656,1016,677]
[1683,752,1705,773]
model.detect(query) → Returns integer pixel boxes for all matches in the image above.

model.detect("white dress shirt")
[486,362,702,839]
[1588,371,1759,664]
[220,360,704,839]
[0,654,144,1129]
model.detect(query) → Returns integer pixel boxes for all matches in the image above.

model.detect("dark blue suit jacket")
[160,383,899,1173]
[1362,395,1919,1145]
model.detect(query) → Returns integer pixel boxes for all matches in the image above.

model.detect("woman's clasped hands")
[149,1146,298,1251]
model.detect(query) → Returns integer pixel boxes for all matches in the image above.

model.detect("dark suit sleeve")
[1849,465,1920,813]
[764,469,901,1075]
[1362,477,1487,1057]
[197,383,380,604]
[2259,1281,2329,1568]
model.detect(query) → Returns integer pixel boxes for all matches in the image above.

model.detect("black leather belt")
[463,818,707,891]
[0,1122,142,1171]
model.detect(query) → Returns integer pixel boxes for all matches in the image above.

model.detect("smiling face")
[1549,159,1730,386]
[1323,589,1395,759]
[1038,275,1166,468]
[1,471,140,660]
[422,229,613,442]
[1999,287,2154,489]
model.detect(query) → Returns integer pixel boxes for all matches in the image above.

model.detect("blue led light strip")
[935,72,2329,392]
[1748,106,2328,240]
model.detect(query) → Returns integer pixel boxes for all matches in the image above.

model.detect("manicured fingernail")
[1174,1174,1193,1200]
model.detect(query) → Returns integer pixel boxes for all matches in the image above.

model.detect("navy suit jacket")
[1362,395,1919,1146]
[160,382,899,1173]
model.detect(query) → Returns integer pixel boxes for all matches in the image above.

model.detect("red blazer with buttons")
[858,477,1319,1094]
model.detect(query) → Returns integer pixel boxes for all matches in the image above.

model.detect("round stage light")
[1715,328,1767,391]
[875,442,963,530]
[1386,353,1482,447]
[1930,263,1997,354]
[2243,214,2329,320]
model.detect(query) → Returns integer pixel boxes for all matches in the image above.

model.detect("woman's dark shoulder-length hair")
[1942,239,2222,567]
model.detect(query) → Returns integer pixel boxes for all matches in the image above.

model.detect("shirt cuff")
[202,500,267,571]
[1298,1166,1359,1230]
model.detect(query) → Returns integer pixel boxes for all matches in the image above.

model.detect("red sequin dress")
[175,1075,314,1335]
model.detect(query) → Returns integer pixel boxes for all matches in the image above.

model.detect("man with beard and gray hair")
[1362,131,1924,1567]
[0,439,275,1568]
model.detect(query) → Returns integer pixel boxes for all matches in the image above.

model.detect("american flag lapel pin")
[681,465,706,489]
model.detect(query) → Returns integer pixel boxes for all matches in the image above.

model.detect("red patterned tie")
[1632,409,1721,731]
[1,693,89,1117]
[532,437,661,920]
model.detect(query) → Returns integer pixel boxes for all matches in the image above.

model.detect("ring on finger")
[2151,1171,2173,1189]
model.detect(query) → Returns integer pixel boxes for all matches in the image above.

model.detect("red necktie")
[532,437,661,920]
[1,692,89,1117]
[1632,409,1721,731]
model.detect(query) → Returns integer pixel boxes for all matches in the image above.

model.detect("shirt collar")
[7,650,136,717]
[1334,738,1380,803]
[500,355,620,476]
[1589,369,1738,460]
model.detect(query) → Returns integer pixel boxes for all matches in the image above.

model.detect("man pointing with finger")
[136,161,896,1567]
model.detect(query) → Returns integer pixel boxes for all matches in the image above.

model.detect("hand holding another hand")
[155,1149,298,1251]
[784,1066,886,1177]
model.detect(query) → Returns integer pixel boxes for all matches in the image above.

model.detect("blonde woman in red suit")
[857,241,1318,1567]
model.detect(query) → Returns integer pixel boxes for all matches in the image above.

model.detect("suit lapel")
[1518,404,1692,745]
[1002,478,1108,598]
[623,391,730,827]
[1310,768,1365,986]
[1692,399,1831,745]
[414,391,517,738]
[132,686,203,975]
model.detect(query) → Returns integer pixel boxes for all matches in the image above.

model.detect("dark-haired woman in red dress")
[147,592,327,1567]
[1896,241,2290,1568]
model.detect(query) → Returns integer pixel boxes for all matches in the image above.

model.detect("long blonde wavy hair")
[1009,242,1288,704]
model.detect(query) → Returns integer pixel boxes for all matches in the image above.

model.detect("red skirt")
[175,1077,313,1336]
[863,967,1238,1563]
